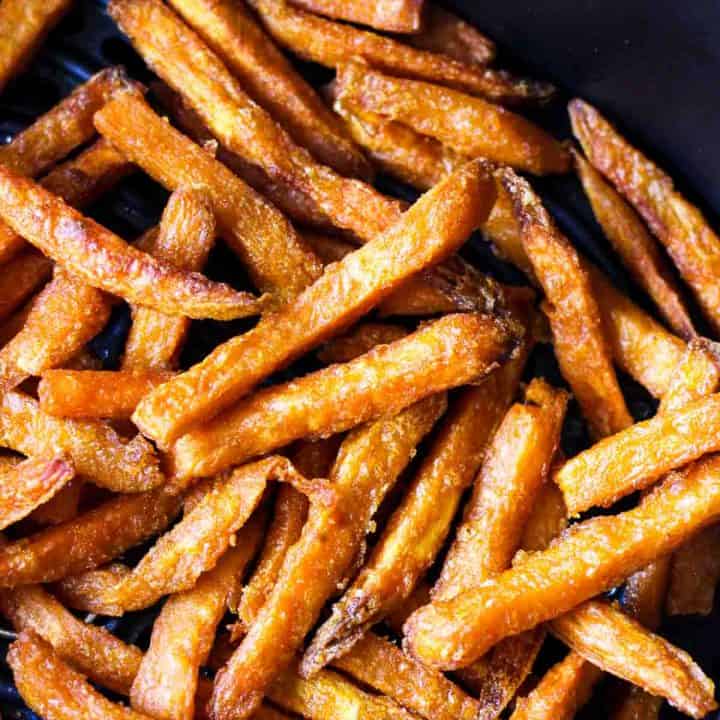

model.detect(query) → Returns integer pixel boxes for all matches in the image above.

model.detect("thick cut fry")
[96,94,322,302]
[29,479,82,526]
[302,348,527,671]
[571,98,720,335]
[509,652,602,720]
[98,457,289,615]
[55,564,130,616]
[0,250,52,322]
[331,632,479,720]
[130,517,264,720]
[38,369,174,420]
[404,454,720,669]
[0,164,264,321]
[0,584,142,695]
[501,167,631,438]
[0,456,74,531]
[335,62,568,174]
[551,600,717,719]
[134,160,497,447]
[317,323,408,364]
[211,395,446,720]
[9,633,153,720]
[251,0,552,104]
[291,0,422,32]
[407,4,496,65]
[556,392,720,514]
[0,391,163,494]
[165,0,370,178]
[574,148,695,339]
[0,0,73,92]
[611,686,665,720]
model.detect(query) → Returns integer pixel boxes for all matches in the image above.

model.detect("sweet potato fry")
[130,516,265,720]
[0,250,52,322]
[0,456,74,531]
[0,391,163,494]
[97,456,291,615]
[38,369,174,420]
[29,479,83,526]
[55,564,130,616]
[623,558,670,632]
[611,686,665,720]
[290,0,423,32]
[95,94,322,302]
[317,323,408,364]
[251,0,552,104]
[551,600,717,719]
[134,159,497,447]
[404,454,720,669]
[574,148,695,340]
[335,62,568,174]
[571,98,720,336]
[501,167,631,438]
[407,4,496,65]
[301,346,528,671]
[0,164,265,321]
[165,0,370,178]
[556,392,720,515]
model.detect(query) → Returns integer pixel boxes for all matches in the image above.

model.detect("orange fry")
[0,250,52,322]
[0,456,74,531]
[251,0,552,104]
[404,454,720,669]
[317,323,408,365]
[611,687,665,720]
[29,479,83,526]
[335,61,568,174]
[290,0,423,32]
[55,564,130,617]
[0,391,163,494]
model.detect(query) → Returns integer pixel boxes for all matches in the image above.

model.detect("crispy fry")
[0,164,265,321]
[251,0,552,104]
[130,517,265,720]
[501,167,631,437]
[0,456,74,531]
[317,323,408,364]
[519,480,568,552]
[335,61,568,174]
[55,564,130,616]
[302,346,528,671]
[407,4,496,65]
[659,338,720,412]
[211,394,446,719]
[38,369,174,420]
[0,391,163,494]
[622,560,670,632]
[0,250,52,322]
[29,479,83,526]
[291,0,423,32]
[165,0,370,178]
[571,98,720,335]
[551,600,717,719]
[404,454,720,669]
[134,160,497,447]
[573,148,695,339]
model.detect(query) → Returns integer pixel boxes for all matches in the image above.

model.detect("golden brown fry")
[0,250,52,322]
[501,167,631,438]
[130,517,265,720]
[622,560,670,632]
[317,323,408,364]
[520,480,568,552]
[29,479,83,526]
[0,456,74,531]
[0,164,265,321]
[211,394,446,719]
[404,454,720,669]
[551,600,717,719]
[574,148,695,339]
[38,369,174,420]
[571,98,720,336]
[407,4,496,65]
[252,0,552,104]
[510,651,602,720]
[134,160,497,447]
[611,686,665,720]
[0,391,163,494]
[292,0,422,32]
[165,0,370,178]
[54,564,130,617]
[336,61,567,174]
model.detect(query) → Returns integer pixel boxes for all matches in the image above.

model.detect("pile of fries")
[1,0,720,718]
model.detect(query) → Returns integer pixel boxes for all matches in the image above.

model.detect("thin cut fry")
[0,250,52,322]
[211,394,446,720]
[0,457,74,531]
[0,0,73,93]
[317,323,408,365]
[130,517,265,720]
[251,0,553,104]
[550,600,717,719]
[38,369,174,420]
[404,454,720,669]
[500,167,631,438]
[0,164,265,321]
[166,0,370,178]
[134,159,498,447]
[0,391,163,494]
[573,147,695,339]
[335,61,568,174]
[571,98,720,336]
[290,0,423,32]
